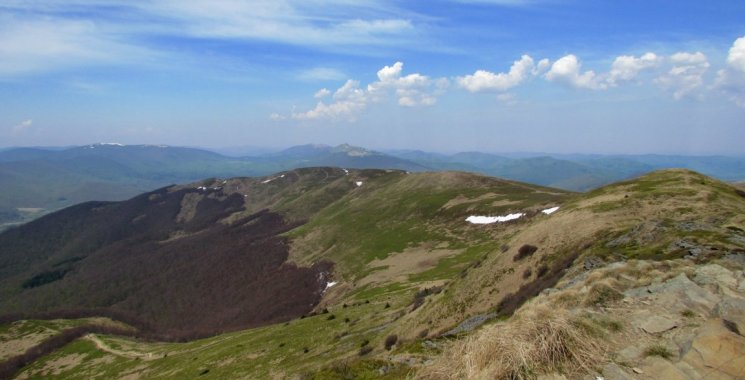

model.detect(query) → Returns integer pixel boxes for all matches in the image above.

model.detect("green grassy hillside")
[1,169,744,379]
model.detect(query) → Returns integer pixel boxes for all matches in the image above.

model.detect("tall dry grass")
[418,306,606,379]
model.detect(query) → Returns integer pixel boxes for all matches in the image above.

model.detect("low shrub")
[522,268,532,279]
[514,245,538,261]
[384,335,398,350]
[644,345,672,359]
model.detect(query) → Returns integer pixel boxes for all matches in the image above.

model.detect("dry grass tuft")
[419,307,606,379]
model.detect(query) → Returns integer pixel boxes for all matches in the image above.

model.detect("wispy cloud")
[298,68,347,82]
[0,1,422,78]
[0,13,152,76]
[11,119,33,134]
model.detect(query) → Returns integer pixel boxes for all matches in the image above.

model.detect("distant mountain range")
[1,142,744,229]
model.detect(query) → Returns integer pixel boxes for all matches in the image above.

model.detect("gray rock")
[639,356,692,380]
[639,315,679,334]
[602,363,633,380]
[444,312,497,336]
[677,221,709,232]
[680,319,745,379]
[625,273,720,315]
[584,256,605,270]
[715,296,745,334]
[537,374,567,380]
[617,344,644,362]
[694,264,738,289]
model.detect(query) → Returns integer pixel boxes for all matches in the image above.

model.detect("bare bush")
[514,245,538,261]
[384,334,398,350]
[418,307,606,379]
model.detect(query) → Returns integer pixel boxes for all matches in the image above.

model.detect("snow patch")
[325,281,337,290]
[355,181,363,187]
[197,186,207,191]
[541,206,560,215]
[100,142,124,146]
[262,174,285,184]
[343,169,349,175]
[466,213,524,224]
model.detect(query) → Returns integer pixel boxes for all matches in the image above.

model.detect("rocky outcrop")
[615,263,745,380]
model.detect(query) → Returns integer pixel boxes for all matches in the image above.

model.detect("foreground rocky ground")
[414,256,745,379]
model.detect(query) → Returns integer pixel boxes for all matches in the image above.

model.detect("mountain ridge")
[1,168,745,378]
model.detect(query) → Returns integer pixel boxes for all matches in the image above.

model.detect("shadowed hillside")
[0,177,337,340]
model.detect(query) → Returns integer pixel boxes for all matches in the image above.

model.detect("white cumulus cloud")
[726,36,745,72]
[715,36,745,107]
[457,55,537,92]
[286,61,447,120]
[655,52,709,99]
[608,52,660,85]
[292,79,368,120]
[314,88,331,99]
[545,54,607,90]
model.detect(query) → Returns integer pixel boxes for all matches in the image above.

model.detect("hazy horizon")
[4,141,745,159]
[2,1,745,155]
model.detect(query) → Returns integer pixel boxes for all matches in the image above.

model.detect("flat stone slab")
[639,315,679,334]
[602,363,633,380]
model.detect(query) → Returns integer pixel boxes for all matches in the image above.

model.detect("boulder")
[715,296,745,334]
[694,264,738,289]
[625,273,720,315]
[680,319,745,379]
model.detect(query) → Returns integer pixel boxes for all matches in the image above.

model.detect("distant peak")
[85,142,125,149]
[332,143,373,157]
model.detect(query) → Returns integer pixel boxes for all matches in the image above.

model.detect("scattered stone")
[443,313,497,336]
[584,256,605,271]
[632,367,643,374]
[677,221,709,232]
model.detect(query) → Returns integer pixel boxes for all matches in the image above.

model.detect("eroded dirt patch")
[360,245,464,286]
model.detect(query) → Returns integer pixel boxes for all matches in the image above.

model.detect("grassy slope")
[399,169,745,337]
[4,169,745,379]
[2,168,568,378]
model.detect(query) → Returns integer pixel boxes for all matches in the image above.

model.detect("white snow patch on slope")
[325,281,337,290]
[355,181,363,187]
[466,213,524,224]
[261,174,286,184]
[541,206,560,215]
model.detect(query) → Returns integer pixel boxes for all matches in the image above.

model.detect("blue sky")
[2,0,745,154]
